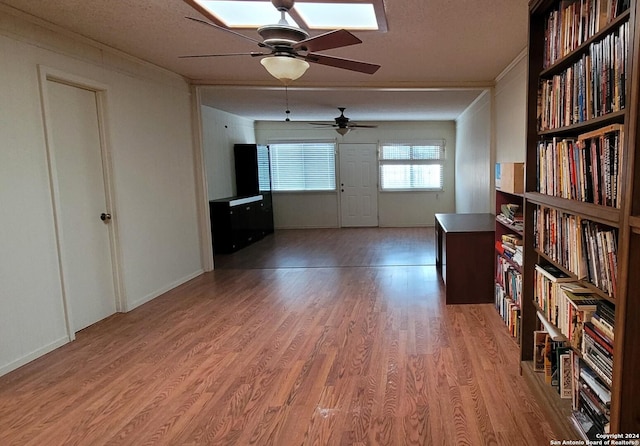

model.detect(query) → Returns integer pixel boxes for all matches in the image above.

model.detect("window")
[379,140,446,191]
[257,145,271,191]
[268,141,336,192]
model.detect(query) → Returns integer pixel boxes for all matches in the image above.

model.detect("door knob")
[100,213,112,221]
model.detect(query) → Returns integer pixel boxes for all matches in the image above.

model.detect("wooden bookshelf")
[524,0,639,438]
[494,189,524,341]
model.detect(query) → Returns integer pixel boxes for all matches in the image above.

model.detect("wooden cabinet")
[523,0,639,437]
[435,213,495,304]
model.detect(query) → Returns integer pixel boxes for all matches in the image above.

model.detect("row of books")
[495,283,521,340]
[532,328,613,408]
[536,268,604,347]
[583,219,618,297]
[542,0,630,69]
[582,298,615,383]
[534,208,587,278]
[496,233,523,267]
[496,255,523,304]
[538,21,628,131]
[532,301,614,439]
[533,206,618,297]
[536,124,623,208]
[573,299,615,439]
[583,320,613,385]
[534,264,572,328]
[571,355,612,439]
[496,203,524,232]
[533,330,572,398]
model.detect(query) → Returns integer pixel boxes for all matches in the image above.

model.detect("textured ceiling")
[0,0,529,121]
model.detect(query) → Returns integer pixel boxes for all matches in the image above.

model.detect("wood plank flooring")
[213,227,434,269]
[0,228,560,445]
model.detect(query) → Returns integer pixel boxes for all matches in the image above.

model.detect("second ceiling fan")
[310,108,377,135]
[181,0,381,84]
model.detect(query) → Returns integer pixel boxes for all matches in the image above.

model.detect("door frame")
[38,65,124,340]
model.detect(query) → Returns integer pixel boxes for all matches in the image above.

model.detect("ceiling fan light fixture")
[260,56,309,84]
[335,127,351,136]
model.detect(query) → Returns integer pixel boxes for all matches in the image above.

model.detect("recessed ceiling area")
[0,0,527,121]
[199,86,487,121]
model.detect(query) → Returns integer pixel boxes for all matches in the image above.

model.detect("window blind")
[379,140,445,191]
[257,145,271,191]
[269,141,336,191]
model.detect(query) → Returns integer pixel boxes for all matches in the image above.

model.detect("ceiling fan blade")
[293,29,361,52]
[304,53,380,74]
[349,124,378,128]
[185,17,270,48]
[179,52,267,59]
[309,122,338,126]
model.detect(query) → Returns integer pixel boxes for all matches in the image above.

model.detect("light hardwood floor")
[0,228,559,445]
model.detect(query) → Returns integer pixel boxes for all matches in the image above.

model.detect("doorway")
[339,143,379,227]
[40,68,120,336]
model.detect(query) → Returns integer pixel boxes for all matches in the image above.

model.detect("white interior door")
[339,143,378,227]
[47,79,116,332]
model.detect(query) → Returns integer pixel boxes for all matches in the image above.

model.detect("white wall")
[455,90,493,213]
[0,10,202,375]
[454,52,527,214]
[495,51,527,163]
[255,120,456,228]
[201,105,256,200]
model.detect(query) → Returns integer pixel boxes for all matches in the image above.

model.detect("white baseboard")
[125,269,204,311]
[0,335,70,377]
[0,270,205,377]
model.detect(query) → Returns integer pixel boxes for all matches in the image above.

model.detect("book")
[534,330,547,371]
[560,282,593,294]
[579,364,612,409]
[591,316,615,341]
[544,335,565,386]
[554,345,571,390]
[502,233,523,246]
[544,334,554,384]
[560,288,600,349]
[571,410,599,441]
[560,352,573,398]
[535,263,573,282]
[584,321,613,354]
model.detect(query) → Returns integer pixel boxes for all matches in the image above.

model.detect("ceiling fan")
[310,108,377,135]
[181,0,381,84]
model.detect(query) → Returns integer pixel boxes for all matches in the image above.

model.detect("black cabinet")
[234,144,261,197]
[209,145,275,254]
[234,143,274,235]
[209,195,268,254]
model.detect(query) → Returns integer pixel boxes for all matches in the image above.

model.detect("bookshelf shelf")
[537,110,625,137]
[525,192,620,227]
[496,218,524,236]
[523,0,639,438]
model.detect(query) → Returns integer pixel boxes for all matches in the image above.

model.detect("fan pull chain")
[284,85,291,122]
